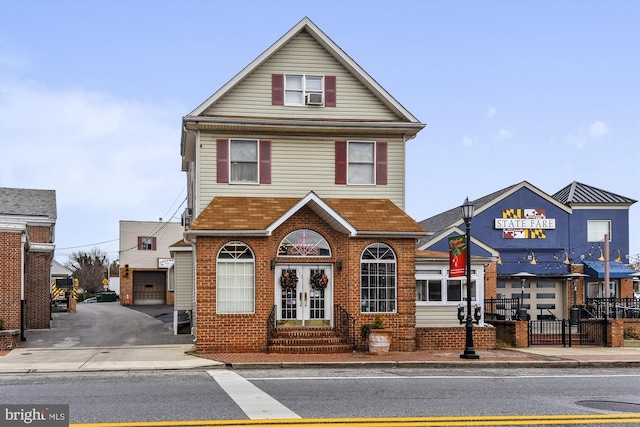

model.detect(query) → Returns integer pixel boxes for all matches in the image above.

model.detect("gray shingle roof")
[553,181,636,205]
[417,183,518,247]
[0,187,57,220]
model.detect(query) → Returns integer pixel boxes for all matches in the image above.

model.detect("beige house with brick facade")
[178,17,433,353]
[0,187,56,350]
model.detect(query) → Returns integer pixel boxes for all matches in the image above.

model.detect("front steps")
[268,327,353,354]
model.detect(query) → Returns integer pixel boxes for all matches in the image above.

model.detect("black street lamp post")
[460,197,479,360]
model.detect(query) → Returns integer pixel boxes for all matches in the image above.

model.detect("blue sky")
[1,0,638,263]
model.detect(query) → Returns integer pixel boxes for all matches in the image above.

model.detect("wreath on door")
[280,269,298,290]
[310,271,329,290]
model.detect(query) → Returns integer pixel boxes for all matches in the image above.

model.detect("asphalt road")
[20,302,193,348]
[1,368,640,425]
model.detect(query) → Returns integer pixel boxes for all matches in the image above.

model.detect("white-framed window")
[361,243,396,313]
[285,74,323,106]
[416,268,478,303]
[230,139,258,183]
[278,229,331,257]
[587,220,612,242]
[216,242,255,314]
[348,141,375,184]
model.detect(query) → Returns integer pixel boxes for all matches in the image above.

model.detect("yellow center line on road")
[70,413,640,427]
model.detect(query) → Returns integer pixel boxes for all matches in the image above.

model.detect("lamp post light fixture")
[512,272,535,320]
[460,197,479,360]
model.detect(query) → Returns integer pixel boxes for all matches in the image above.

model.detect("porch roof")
[188,195,426,238]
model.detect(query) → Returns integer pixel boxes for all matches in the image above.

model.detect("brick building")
[0,188,56,349]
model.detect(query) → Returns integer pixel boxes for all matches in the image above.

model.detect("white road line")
[207,370,300,420]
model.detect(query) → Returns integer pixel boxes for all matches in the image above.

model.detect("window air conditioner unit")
[306,93,323,105]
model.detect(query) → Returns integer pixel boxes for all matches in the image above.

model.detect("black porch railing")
[484,298,521,321]
[334,304,356,350]
[266,305,277,352]
[586,298,640,319]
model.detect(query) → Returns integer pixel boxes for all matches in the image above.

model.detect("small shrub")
[623,327,640,340]
[360,315,385,341]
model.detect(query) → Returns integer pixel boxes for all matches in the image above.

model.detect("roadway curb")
[220,360,640,370]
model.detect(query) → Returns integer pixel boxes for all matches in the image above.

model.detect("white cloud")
[495,128,513,141]
[462,136,473,146]
[588,120,609,140]
[566,120,610,148]
[487,107,496,118]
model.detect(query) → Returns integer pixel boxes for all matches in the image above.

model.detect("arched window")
[361,243,396,313]
[278,229,331,257]
[217,242,254,314]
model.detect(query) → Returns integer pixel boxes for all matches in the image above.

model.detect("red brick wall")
[488,320,528,347]
[25,225,53,329]
[0,232,22,330]
[484,262,497,299]
[194,206,418,353]
[416,326,496,350]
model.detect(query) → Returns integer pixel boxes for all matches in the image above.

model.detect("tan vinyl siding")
[174,251,193,310]
[195,133,405,215]
[204,30,400,121]
[119,221,184,269]
[416,305,461,327]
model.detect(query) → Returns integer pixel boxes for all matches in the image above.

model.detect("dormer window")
[272,74,336,107]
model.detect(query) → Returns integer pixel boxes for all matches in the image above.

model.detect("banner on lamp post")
[449,234,467,278]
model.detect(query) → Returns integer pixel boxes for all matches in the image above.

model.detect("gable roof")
[0,187,57,220]
[417,181,570,247]
[186,192,426,239]
[553,181,637,206]
[185,17,423,126]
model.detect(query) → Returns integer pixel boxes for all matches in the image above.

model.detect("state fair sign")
[495,208,555,239]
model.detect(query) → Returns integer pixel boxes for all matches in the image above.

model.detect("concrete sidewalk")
[2,344,639,373]
[0,344,224,373]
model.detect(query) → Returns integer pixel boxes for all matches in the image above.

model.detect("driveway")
[20,302,193,348]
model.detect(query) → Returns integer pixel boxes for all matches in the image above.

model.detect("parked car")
[82,297,97,303]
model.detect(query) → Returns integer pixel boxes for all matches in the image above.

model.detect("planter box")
[0,330,20,351]
[623,340,640,348]
[368,329,392,354]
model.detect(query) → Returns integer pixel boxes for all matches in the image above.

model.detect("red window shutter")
[272,74,284,105]
[152,237,157,251]
[137,236,143,250]
[335,141,347,184]
[376,142,387,185]
[216,139,229,183]
[325,76,336,107]
[259,140,271,184]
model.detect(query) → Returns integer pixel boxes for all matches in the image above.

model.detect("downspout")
[20,233,26,341]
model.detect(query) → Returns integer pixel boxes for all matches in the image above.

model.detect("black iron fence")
[586,298,640,319]
[484,298,521,321]
[577,318,608,346]
[529,319,568,345]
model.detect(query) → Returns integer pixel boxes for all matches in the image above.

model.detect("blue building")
[417,181,636,323]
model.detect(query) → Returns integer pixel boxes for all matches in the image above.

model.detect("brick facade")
[416,326,496,350]
[194,206,418,353]
[0,231,22,331]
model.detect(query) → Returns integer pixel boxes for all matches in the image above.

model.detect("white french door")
[276,265,332,327]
